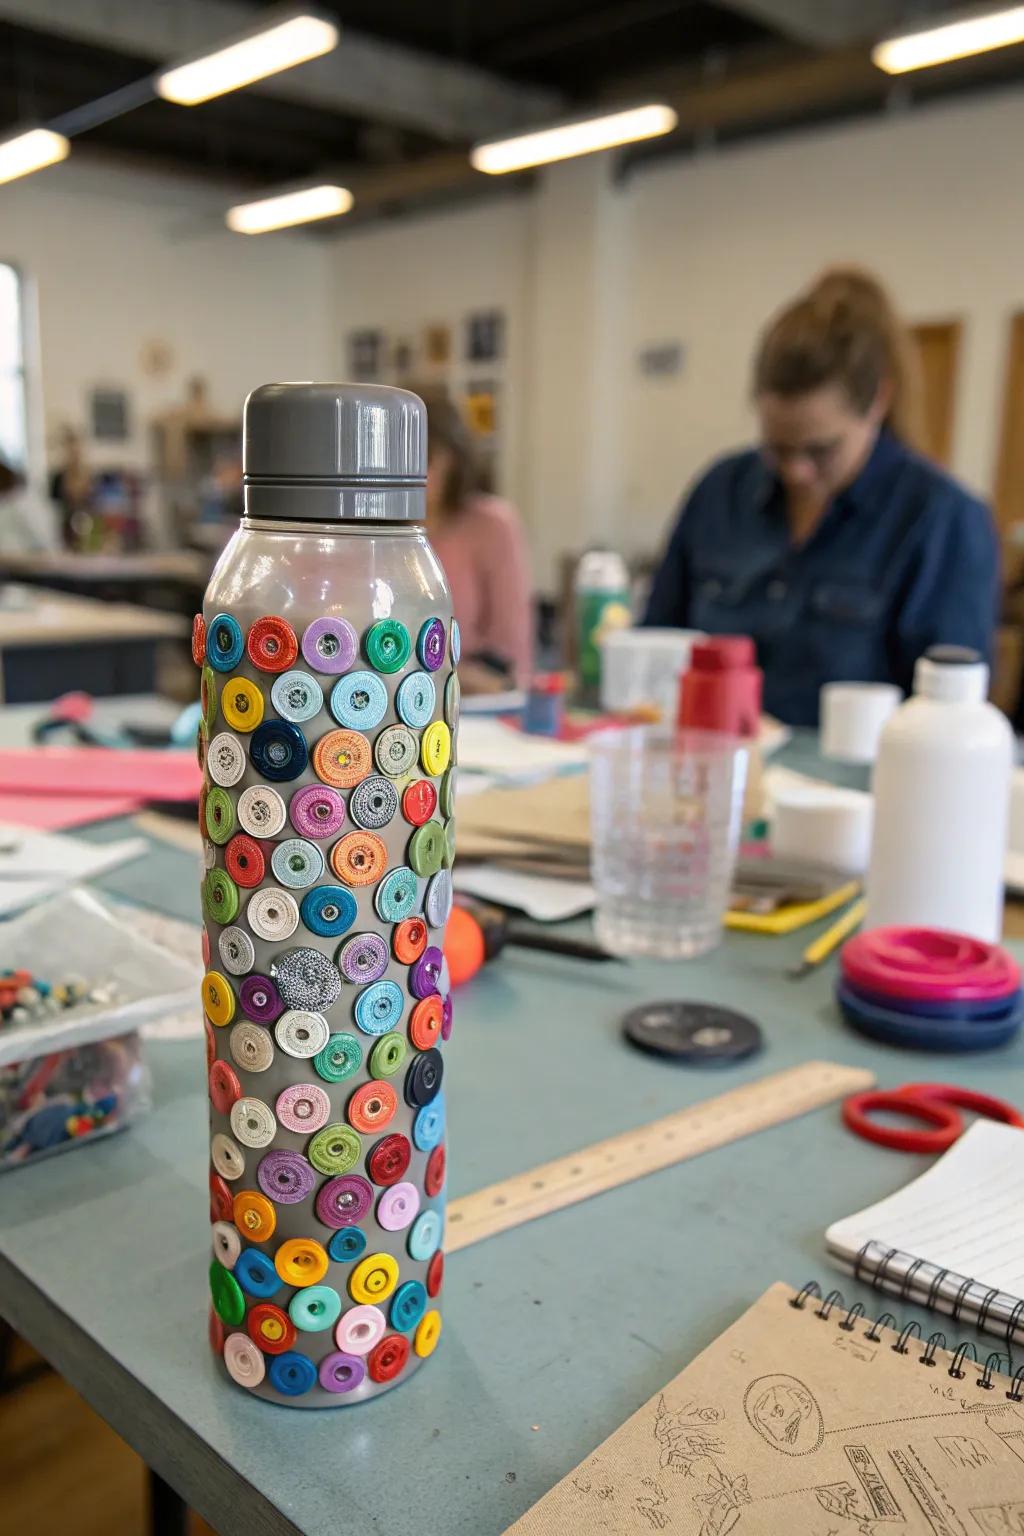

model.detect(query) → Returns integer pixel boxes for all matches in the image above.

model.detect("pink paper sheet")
[0,791,143,830]
[0,747,200,800]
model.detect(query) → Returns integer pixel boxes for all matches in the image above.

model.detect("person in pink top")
[419,388,533,693]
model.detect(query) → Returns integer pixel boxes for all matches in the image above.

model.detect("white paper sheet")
[453,864,595,921]
[455,717,590,782]
[0,824,148,917]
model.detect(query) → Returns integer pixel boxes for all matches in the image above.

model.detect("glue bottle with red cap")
[676,635,762,736]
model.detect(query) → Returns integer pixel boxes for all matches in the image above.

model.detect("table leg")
[149,1468,190,1536]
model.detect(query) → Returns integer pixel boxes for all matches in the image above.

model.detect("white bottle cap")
[913,645,988,703]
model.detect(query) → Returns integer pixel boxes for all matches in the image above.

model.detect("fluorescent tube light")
[0,127,70,186]
[470,103,678,175]
[156,11,339,106]
[873,5,1024,73]
[226,183,353,234]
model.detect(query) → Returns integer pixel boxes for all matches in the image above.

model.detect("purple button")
[289,784,346,840]
[316,1174,373,1228]
[319,1350,366,1394]
[376,1180,420,1232]
[417,617,446,673]
[301,617,358,675]
[410,946,444,1000]
[257,1149,316,1204]
[240,974,283,1024]
[441,993,453,1042]
[338,932,389,985]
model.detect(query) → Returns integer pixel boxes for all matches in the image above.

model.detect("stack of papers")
[0,823,147,918]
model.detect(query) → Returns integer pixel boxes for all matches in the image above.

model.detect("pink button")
[275,1081,331,1134]
[842,926,1020,1002]
[334,1303,386,1355]
[376,1180,420,1232]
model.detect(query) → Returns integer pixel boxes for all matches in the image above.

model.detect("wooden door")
[995,312,1024,542]
[908,320,961,467]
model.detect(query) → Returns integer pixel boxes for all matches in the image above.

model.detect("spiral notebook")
[506,1281,1024,1534]
[826,1121,1024,1345]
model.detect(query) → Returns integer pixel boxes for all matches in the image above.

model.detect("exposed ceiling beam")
[720,1,926,48]
[0,0,561,141]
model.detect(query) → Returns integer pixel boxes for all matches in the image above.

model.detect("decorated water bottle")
[195,383,457,1406]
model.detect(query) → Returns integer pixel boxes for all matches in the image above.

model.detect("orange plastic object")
[445,904,486,989]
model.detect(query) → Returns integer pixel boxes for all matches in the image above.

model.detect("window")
[0,262,27,473]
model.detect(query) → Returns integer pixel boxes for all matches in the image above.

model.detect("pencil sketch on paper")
[844,1445,904,1520]
[969,1501,1024,1535]
[650,1395,751,1536]
[743,1374,825,1456]
[935,1436,994,1472]
[635,1479,669,1531]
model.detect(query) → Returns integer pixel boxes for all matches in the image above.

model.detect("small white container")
[865,648,1013,941]
[599,627,704,721]
[820,682,901,764]
[773,787,873,874]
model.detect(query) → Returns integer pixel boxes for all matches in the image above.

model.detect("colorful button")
[301,616,358,675]
[414,1308,442,1358]
[331,830,387,887]
[444,818,456,870]
[203,868,240,927]
[224,834,265,889]
[450,618,461,666]
[202,928,212,971]
[200,663,218,731]
[354,980,404,1036]
[391,1280,427,1333]
[192,613,206,667]
[312,728,370,789]
[273,947,341,1012]
[440,767,456,819]
[328,1228,367,1263]
[247,887,300,943]
[274,1009,330,1059]
[402,778,437,827]
[274,1237,329,1288]
[377,1181,420,1232]
[247,615,298,673]
[258,1148,316,1205]
[230,1096,277,1149]
[366,1133,411,1187]
[210,1171,234,1223]
[251,720,308,782]
[247,1303,296,1356]
[205,1016,216,1070]
[313,1033,362,1083]
[425,1142,446,1198]
[335,1303,386,1356]
[205,787,236,846]
[210,1259,245,1325]
[404,1048,443,1108]
[237,784,287,838]
[414,1095,445,1153]
[409,946,443,1000]
[270,838,324,890]
[209,1059,242,1115]
[212,1220,241,1270]
[208,613,243,672]
[275,1081,330,1134]
[425,869,453,929]
[349,1251,399,1304]
[444,671,460,731]
[301,884,357,939]
[308,1123,362,1176]
[229,1021,274,1074]
[330,671,388,731]
[395,670,436,729]
[315,1173,373,1228]
[196,724,208,776]
[367,1331,409,1383]
[270,668,322,723]
[289,783,346,840]
[408,820,444,878]
[239,973,283,1024]
[374,865,418,923]
[223,1331,266,1389]
[369,1031,407,1079]
[203,970,236,1027]
[408,1209,442,1262]
[417,617,446,673]
[232,1192,277,1247]
[374,725,417,777]
[426,1250,444,1298]
[211,1132,245,1181]
[393,916,428,964]
[349,774,398,831]
[410,995,442,1051]
[319,1350,365,1394]
[234,1247,279,1298]
[221,676,264,734]
[347,1080,397,1135]
[269,1350,317,1397]
[337,932,389,986]
[364,619,410,674]
[203,838,217,872]
[290,1284,342,1334]
[421,720,451,777]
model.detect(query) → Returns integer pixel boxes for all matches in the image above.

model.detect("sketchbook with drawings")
[506,1281,1024,1536]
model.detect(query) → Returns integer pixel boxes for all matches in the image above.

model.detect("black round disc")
[622,1001,763,1064]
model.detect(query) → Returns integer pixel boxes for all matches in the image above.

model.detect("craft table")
[1,744,1021,1536]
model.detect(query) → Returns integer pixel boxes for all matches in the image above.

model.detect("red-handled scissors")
[843,1082,1024,1154]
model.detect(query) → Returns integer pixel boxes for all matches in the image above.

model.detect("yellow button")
[222,676,265,733]
[414,1308,442,1358]
[275,1237,329,1288]
[232,1189,276,1242]
[202,970,236,1027]
[349,1251,399,1304]
[421,721,451,777]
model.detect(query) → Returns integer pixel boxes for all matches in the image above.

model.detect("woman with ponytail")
[644,267,998,725]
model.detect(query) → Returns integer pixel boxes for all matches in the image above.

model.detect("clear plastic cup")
[589,727,748,959]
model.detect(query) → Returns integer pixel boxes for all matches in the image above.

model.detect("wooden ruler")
[446,1059,873,1253]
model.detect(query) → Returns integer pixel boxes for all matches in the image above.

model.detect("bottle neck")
[243,479,425,524]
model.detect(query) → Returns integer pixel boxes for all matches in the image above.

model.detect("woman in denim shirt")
[644,269,998,726]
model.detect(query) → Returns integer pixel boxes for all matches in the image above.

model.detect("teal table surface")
[1,743,1023,1536]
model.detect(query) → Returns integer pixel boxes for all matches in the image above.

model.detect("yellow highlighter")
[788,896,867,980]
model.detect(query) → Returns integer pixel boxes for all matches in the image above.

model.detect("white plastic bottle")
[865,646,1013,941]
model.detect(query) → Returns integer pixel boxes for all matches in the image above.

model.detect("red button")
[246,615,298,673]
[247,1303,296,1355]
[393,917,427,965]
[209,1307,225,1355]
[192,614,207,667]
[198,785,208,838]
[410,995,442,1051]
[368,1331,410,1383]
[224,834,266,889]
[402,779,437,827]
[209,1059,242,1116]
[366,1133,411,1187]
[205,1019,217,1072]
[426,1250,444,1298]
[209,1171,234,1223]
[425,1143,446,1199]
[201,929,211,970]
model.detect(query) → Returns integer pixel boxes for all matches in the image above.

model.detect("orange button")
[330,830,387,887]
[313,729,371,789]
[232,1189,277,1243]
[409,995,442,1051]
[393,916,428,965]
[347,1080,397,1134]
[274,1237,329,1288]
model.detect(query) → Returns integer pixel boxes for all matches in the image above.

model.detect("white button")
[211,1131,246,1180]
[247,887,300,942]
[212,1220,242,1268]
[203,840,217,870]
[208,732,246,787]
[229,1021,274,1074]
[223,1332,265,1389]
[219,925,255,976]
[334,1303,386,1355]
[425,869,453,929]
[275,1008,330,1059]
[229,1096,277,1148]
[237,784,287,839]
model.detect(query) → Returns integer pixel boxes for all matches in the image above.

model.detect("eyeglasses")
[763,438,844,473]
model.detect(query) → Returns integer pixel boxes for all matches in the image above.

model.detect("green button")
[369,1031,407,1079]
[203,867,240,925]
[205,786,236,846]
[408,819,444,878]
[440,767,456,819]
[364,619,411,674]
[209,1259,245,1326]
[308,1123,362,1175]
[444,818,456,870]
[313,1033,362,1083]
[201,663,218,730]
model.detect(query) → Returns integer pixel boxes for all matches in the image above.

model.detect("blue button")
[234,1247,279,1299]
[395,670,436,729]
[328,1227,367,1263]
[271,669,323,723]
[407,1208,442,1262]
[250,720,309,782]
[208,613,244,672]
[330,671,388,730]
[390,1280,427,1332]
[301,884,357,938]
[289,1284,343,1333]
[354,980,405,1036]
[269,1350,318,1397]
[413,1093,445,1152]
[374,865,418,923]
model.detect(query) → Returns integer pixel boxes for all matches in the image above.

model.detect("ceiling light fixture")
[0,127,70,187]
[156,9,339,106]
[226,183,353,234]
[470,102,678,175]
[873,5,1024,73]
